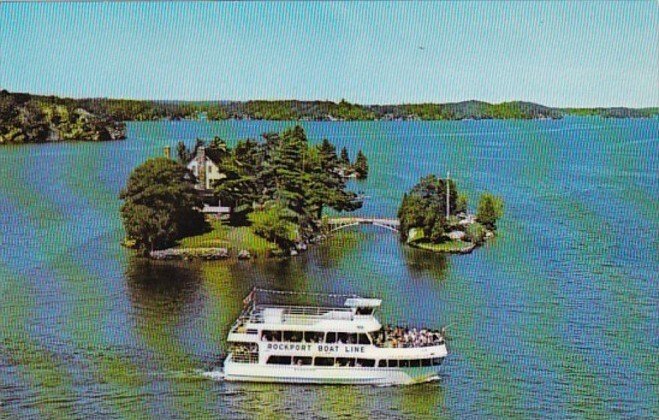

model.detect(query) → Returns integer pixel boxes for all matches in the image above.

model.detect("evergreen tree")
[354,150,369,179]
[339,146,350,166]
[176,141,191,163]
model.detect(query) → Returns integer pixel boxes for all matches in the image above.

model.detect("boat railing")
[248,304,362,324]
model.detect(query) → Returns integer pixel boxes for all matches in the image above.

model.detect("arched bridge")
[325,217,400,233]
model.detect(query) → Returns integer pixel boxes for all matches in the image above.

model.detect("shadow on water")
[125,257,203,320]
[402,247,451,280]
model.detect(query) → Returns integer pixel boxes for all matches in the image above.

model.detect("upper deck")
[229,291,383,336]
[230,303,381,333]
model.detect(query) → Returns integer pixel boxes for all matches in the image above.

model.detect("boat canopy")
[344,298,382,308]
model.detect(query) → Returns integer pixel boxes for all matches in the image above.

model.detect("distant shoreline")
[2,89,657,145]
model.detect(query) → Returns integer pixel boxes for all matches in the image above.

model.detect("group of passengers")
[374,325,445,348]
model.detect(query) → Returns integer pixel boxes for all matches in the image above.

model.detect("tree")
[339,147,350,166]
[397,175,459,242]
[353,150,369,179]
[248,204,298,250]
[176,141,191,163]
[120,158,208,255]
[476,193,504,230]
[456,194,468,214]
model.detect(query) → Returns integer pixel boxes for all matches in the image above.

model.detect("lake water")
[0,118,657,418]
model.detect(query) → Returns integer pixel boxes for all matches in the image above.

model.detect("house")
[186,146,226,190]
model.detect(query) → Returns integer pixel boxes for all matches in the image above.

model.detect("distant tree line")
[5,90,656,129]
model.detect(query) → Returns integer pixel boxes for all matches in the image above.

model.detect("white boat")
[223,289,448,386]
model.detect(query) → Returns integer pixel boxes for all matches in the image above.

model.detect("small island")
[398,175,503,253]
[120,125,368,260]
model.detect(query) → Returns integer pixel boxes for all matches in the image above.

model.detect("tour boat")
[223,288,448,386]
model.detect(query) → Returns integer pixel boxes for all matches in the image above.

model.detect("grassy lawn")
[411,239,474,253]
[177,219,277,254]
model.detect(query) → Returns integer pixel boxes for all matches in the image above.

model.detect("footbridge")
[325,217,400,233]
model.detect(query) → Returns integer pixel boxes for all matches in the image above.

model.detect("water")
[0,118,657,418]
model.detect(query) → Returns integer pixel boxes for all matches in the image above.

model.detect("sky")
[1,2,657,107]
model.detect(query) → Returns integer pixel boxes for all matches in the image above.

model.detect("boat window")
[356,359,375,367]
[245,329,258,335]
[267,356,292,365]
[421,358,432,367]
[378,360,387,368]
[283,331,302,342]
[432,357,443,366]
[399,360,410,368]
[314,357,334,367]
[325,332,337,344]
[410,360,421,368]
[304,331,324,343]
[293,356,312,366]
[355,307,373,315]
[337,333,358,344]
[336,358,355,367]
[261,330,282,342]
[357,333,372,345]
[388,360,398,368]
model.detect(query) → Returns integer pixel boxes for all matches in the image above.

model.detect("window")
[314,357,335,367]
[293,356,312,366]
[336,358,355,367]
[421,358,432,367]
[337,333,358,344]
[325,332,337,344]
[358,333,372,345]
[410,360,420,368]
[261,330,282,342]
[355,307,373,315]
[432,357,443,366]
[304,331,324,343]
[356,358,375,367]
[378,360,387,368]
[388,360,398,368]
[283,331,302,342]
[399,360,410,368]
[267,356,292,365]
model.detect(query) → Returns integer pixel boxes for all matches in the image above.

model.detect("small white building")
[186,146,226,190]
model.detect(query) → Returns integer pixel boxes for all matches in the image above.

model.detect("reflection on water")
[125,257,203,320]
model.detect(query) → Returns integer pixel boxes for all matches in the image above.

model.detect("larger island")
[2,89,657,144]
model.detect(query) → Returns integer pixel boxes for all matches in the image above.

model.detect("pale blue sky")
[1,2,657,107]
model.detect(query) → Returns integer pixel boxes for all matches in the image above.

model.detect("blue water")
[0,117,657,418]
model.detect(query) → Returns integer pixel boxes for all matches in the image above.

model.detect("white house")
[186,146,226,190]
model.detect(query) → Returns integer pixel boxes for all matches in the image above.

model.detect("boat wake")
[199,369,225,381]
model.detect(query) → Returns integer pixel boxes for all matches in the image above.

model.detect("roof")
[344,298,382,308]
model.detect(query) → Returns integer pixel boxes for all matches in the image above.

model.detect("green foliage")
[465,222,487,245]
[176,141,191,163]
[353,150,369,179]
[339,147,350,166]
[119,158,208,255]
[476,193,504,230]
[456,194,468,214]
[398,175,458,243]
[248,204,298,250]
[3,90,659,128]
[0,90,125,144]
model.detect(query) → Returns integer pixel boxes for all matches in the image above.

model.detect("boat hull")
[223,360,442,386]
